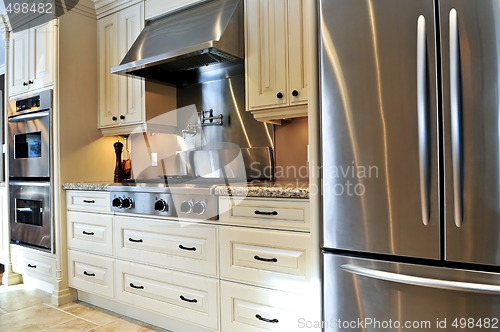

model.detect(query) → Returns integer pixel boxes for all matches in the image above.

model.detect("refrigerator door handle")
[341,264,500,295]
[450,8,463,227]
[417,15,430,226]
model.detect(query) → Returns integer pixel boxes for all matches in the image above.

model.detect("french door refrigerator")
[320,0,500,330]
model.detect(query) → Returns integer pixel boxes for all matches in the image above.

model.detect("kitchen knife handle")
[341,264,500,295]
[417,15,430,226]
[450,8,463,227]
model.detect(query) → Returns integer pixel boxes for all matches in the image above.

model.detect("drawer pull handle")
[128,238,143,243]
[82,231,95,236]
[129,283,144,289]
[83,271,95,277]
[256,314,279,324]
[254,255,278,263]
[180,295,198,303]
[83,200,95,204]
[254,210,278,216]
[27,264,37,269]
[179,245,197,251]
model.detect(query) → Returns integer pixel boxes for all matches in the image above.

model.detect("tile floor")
[0,284,171,332]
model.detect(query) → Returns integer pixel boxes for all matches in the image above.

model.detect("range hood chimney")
[111,0,244,85]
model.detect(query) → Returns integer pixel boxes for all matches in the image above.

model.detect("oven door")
[8,111,50,178]
[10,181,52,252]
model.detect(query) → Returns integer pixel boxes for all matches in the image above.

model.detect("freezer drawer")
[324,253,500,332]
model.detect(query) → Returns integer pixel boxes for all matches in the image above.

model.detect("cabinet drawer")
[67,211,113,255]
[66,191,110,212]
[220,227,311,293]
[221,281,313,332]
[219,197,310,231]
[68,250,114,299]
[116,260,219,330]
[11,247,56,282]
[114,216,218,276]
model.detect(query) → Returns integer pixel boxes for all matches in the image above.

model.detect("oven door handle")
[8,110,50,122]
[9,181,50,187]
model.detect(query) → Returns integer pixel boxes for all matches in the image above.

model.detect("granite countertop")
[63,181,310,199]
[213,181,309,199]
[62,182,112,191]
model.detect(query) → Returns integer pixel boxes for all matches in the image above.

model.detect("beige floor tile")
[0,285,51,312]
[58,302,121,326]
[88,317,170,332]
[0,303,74,331]
[43,317,98,332]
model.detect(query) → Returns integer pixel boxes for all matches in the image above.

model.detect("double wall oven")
[8,90,53,252]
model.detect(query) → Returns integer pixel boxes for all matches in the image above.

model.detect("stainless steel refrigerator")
[320,0,500,330]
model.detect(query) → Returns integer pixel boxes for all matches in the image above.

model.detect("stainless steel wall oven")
[8,90,53,252]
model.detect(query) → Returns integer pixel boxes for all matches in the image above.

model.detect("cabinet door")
[9,29,30,96]
[98,14,119,128]
[246,0,288,110]
[287,0,307,106]
[30,21,54,91]
[117,3,144,126]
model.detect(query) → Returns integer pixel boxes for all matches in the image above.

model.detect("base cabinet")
[221,281,313,332]
[116,260,219,330]
[66,191,317,331]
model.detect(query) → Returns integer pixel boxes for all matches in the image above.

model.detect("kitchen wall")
[274,117,309,182]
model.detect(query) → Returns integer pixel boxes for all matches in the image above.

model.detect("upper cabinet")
[98,2,144,134]
[145,0,209,20]
[245,0,309,123]
[9,21,54,97]
[97,1,175,136]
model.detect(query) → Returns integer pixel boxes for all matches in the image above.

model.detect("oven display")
[14,132,42,159]
[15,199,43,227]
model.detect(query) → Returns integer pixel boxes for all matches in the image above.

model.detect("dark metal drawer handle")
[83,271,95,277]
[82,231,95,236]
[128,238,143,243]
[179,245,197,251]
[256,314,279,324]
[27,264,37,269]
[180,295,198,303]
[129,283,144,289]
[254,255,278,263]
[254,210,278,216]
[83,200,95,204]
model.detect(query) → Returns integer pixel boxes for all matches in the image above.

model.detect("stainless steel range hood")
[111,0,244,85]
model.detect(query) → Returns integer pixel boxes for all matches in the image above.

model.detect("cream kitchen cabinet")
[98,2,144,132]
[245,0,309,122]
[145,0,209,20]
[97,2,175,136]
[8,21,54,97]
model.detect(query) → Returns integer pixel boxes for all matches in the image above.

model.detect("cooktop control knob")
[180,200,193,214]
[122,197,133,209]
[154,199,168,212]
[112,197,123,208]
[192,201,206,215]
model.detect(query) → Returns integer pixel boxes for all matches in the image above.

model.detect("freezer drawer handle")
[255,314,279,324]
[341,264,500,295]
[450,8,464,228]
[254,255,278,263]
[254,210,278,216]
[417,14,430,226]
[180,295,198,303]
